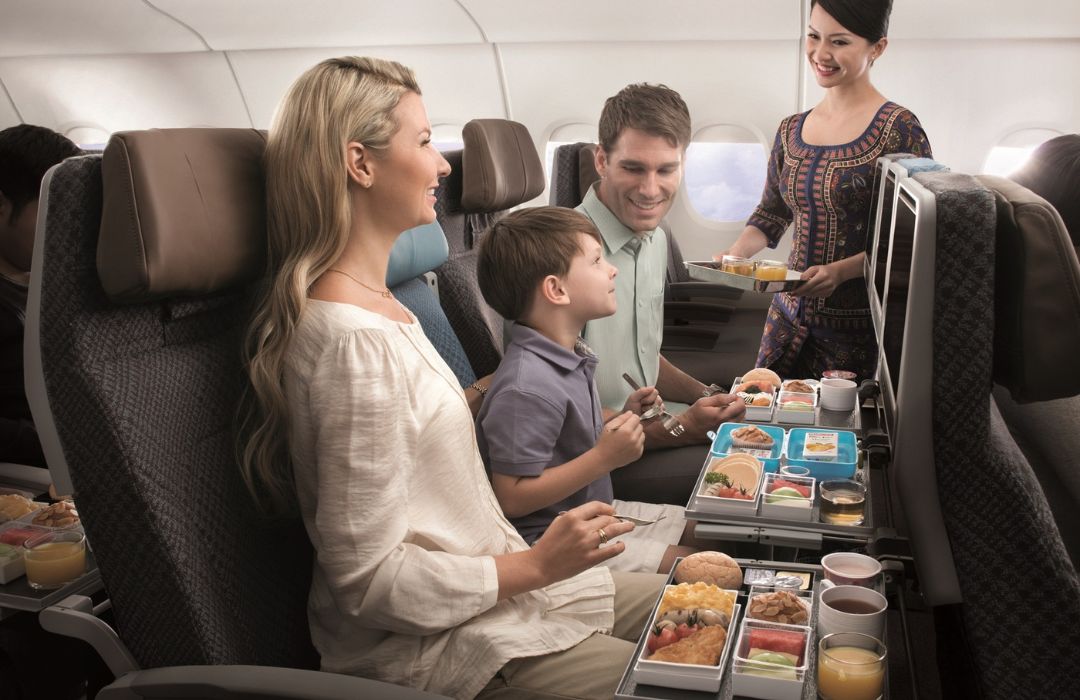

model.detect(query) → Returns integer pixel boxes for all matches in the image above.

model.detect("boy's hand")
[623,386,661,417]
[596,411,645,469]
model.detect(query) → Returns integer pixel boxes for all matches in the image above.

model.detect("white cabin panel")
[500,41,799,260]
[230,45,506,130]
[0,0,206,58]
[464,0,801,42]
[889,0,1080,39]
[154,0,484,51]
[0,53,251,136]
[803,39,1080,174]
[0,87,20,129]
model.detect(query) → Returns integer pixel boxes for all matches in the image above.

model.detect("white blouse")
[285,300,616,700]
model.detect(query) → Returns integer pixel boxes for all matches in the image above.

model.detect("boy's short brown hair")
[598,83,691,153]
[478,207,602,321]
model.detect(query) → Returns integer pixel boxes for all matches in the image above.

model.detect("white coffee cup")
[817,581,887,641]
[821,552,882,587]
[819,378,858,411]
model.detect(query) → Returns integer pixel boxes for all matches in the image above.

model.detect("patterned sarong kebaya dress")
[747,101,932,382]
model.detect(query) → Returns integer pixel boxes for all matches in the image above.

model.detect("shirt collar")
[579,183,658,255]
[509,322,596,372]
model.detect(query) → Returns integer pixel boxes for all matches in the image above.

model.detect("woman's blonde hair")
[238,56,420,514]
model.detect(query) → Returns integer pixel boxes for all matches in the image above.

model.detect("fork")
[613,513,667,526]
[621,373,686,437]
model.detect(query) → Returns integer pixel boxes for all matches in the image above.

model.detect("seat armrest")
[97,665,450,700]
[39,595,139,677]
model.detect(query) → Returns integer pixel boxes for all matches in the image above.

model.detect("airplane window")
[64,125,110,151]
[982,127,1064,176]
[685,125,767,223]
[432,123,464,153]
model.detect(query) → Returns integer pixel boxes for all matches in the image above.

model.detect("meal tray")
[685,261,806,293]
[615,561,820,700]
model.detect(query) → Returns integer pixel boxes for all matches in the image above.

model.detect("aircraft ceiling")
[2,0,1079,59]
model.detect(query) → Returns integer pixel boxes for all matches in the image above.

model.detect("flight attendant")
[720,0,931,381]
[238,56,664,700]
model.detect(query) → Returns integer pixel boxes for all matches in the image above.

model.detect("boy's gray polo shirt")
[476,322,613,544]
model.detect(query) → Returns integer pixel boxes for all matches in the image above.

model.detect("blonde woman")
[237,57,665,700]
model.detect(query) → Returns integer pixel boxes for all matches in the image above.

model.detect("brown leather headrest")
[977,174,1080,401]
[99,128,267,302]
[461,119,544,212]
[577,144,600,200]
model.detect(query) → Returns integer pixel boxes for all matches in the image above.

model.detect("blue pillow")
[898,157,949,175]
[386,222,449,287]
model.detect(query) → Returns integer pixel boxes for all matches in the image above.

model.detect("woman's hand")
[623,386,661,417]
[531,502,634,582]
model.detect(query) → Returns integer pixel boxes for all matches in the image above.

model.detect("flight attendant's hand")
[794,263,843,298]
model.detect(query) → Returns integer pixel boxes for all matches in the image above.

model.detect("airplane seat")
[975,173,1080,567]
[25,128,444,699]
[545,141,760,387]
[431,118,546,378]
[907,169,1080,699]
[387,222,477,388]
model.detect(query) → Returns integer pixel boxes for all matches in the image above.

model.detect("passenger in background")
[578,83,744,444]
[476,207,710,574]
[238,56,665,700]
[0,124,80,466]
[719,0,931,382]
[1009,133,1080,246]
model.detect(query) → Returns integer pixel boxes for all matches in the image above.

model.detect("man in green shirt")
[577,84,744,450]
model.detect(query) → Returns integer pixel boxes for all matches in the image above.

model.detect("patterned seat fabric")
[916,170,1080,698]
[38,155,317,670]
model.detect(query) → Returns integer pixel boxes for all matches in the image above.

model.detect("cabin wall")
[1,0,1078,259]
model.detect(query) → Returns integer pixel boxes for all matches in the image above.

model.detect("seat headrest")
[977,174,1080,401]
[99,128,268,302]
[577,144,601,200]
[461,119,544,212]
[386,221,448,287]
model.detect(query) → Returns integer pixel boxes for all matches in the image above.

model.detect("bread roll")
[741,367,782,389]
[674,551,743,590]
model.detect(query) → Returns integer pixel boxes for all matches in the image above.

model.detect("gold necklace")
[327,268,392,299]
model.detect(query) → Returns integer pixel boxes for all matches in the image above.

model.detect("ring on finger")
[597,528,608,547]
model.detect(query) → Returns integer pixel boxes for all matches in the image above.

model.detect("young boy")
[475,206,703,574]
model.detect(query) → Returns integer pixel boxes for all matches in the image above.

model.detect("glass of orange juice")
[23,530,87,590]
[754,259,788,281]
[721,255,755,276]
[817,632,886,700]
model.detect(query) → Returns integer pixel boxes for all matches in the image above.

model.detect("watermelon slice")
[746,628,807,665]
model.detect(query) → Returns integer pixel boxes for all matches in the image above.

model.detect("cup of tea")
[817,632,887,700]
[822,552,882,587]
[23,530,86,590]
[820,479,866,526]
[817,581,887,640]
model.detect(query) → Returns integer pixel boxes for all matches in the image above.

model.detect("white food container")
[633,602,741,692]
[758,473,816,521]
[730,618,812,700]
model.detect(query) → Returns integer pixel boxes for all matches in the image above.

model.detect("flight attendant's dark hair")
[811,0,893,42]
